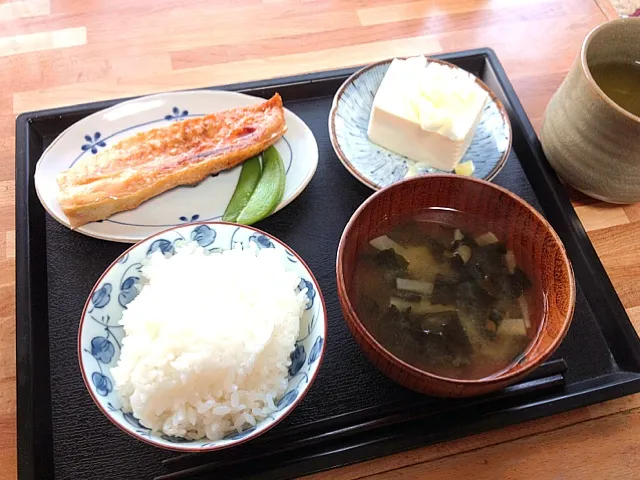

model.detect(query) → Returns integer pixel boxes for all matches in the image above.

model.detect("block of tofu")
[367,56,489,171]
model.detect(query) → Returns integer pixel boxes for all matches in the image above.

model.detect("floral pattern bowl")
[328,57,512,190]
[34,90,319,243]
[78,222,327,452]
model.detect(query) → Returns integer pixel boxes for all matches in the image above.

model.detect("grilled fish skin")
[56,93,287,228]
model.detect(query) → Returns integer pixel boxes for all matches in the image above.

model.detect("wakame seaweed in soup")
[353,208,539,381]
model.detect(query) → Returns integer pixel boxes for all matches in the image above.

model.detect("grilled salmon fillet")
[56,93,287,228]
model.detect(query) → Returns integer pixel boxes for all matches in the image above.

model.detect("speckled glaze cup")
[540,18,640,204]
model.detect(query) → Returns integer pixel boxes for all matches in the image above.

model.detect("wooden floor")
[3,0,639,479]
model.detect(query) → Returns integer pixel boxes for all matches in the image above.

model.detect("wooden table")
[3,0,638,478]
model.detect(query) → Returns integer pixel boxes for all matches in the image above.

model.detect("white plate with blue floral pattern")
[35,90,318,243]
[78,222,327,451]
[329,58,512,190]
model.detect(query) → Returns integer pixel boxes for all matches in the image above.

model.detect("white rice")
[111,241,305,441]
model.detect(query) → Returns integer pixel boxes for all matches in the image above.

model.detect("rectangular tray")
[16,48,640,480]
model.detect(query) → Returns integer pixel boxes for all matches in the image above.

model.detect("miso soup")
[353,208,541,381]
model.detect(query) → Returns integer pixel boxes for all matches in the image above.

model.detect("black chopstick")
[157,359,566,479]
[162,358,567,471]
[163,357,567,469]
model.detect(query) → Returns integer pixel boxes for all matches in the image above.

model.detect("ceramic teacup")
[540,18,640,204]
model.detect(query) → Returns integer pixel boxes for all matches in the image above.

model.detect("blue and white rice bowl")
[78,222,327,452]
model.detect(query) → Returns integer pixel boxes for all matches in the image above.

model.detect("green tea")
[590,61,640,117]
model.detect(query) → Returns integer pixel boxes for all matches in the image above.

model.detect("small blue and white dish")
[78,222,327,452]
[328,57,512,190]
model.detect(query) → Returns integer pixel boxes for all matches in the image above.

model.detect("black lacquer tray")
[16,48,640,480]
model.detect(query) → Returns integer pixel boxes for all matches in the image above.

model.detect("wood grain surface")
[3,0,637,479]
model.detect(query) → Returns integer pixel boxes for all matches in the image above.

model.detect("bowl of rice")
[78,222,327,452]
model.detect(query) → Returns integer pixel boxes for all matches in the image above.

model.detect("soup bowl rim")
[336,174,576,386]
